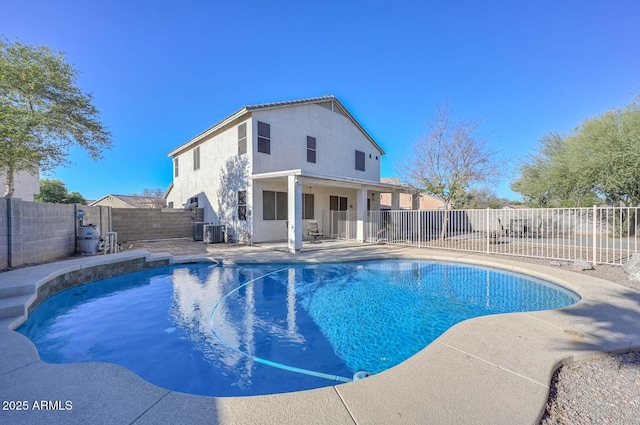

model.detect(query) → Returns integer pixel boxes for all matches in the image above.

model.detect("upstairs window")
[238,190,247,220]
[174,158,179,177]
[193,146,200,170]
[187,196,198,208]
[307,136,316,163]
[238,123,247,155]
[355,150,365,171]
[257,121,270,154]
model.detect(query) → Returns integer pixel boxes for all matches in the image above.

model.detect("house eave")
[166,95,386,158]
[167,108,250,158]
[252,170,411,193]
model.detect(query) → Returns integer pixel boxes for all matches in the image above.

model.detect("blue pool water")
[18,260,579,396]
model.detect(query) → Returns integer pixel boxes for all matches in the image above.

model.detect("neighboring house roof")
[502,204,528,210]
[90,194,164,208]
[167,95,385,157]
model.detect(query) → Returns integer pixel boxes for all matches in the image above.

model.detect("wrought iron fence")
[328,207,639,265]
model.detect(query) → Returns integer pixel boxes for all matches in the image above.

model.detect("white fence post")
[486,207,490,254]
[592,205,597,265]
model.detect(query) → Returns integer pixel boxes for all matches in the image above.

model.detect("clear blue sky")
[2,0,639,201]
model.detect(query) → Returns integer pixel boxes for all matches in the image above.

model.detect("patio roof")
[251,169,413,193]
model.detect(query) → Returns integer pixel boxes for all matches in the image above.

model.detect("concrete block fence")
[111,208,204,242]
[0,199,111,270]
[1,199,203,270]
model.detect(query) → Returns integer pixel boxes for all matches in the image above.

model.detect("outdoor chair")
[496,218,509,237]
[509,218,529,238]
[307,220,324,240]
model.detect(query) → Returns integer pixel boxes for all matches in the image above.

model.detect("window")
[306,136,316,163]
[355,150,365,171]
[303,193,314,219]
[257,121,270,154]
[263,190,288,220]
[238,190,247,220]
[238,123,247,155]
[193,146,200,170]
[185,196,198,209]
[174,158,179,177]
[330,196,348,211]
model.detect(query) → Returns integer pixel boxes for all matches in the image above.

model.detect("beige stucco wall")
[166,117,253,230]
[380,192,445,210]
[251,104,382,182]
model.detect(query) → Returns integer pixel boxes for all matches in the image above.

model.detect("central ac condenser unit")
[203,225,225,244]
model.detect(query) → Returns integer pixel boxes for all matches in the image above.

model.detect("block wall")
[0,199,112,270]
[111,208,204,242]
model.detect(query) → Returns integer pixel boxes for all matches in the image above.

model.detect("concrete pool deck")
[1,243,640,425]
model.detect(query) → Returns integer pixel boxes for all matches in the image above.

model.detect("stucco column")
[391,192,400,210]
[412,191,420,210]
[356,187,367,243]
[287,175,302,253]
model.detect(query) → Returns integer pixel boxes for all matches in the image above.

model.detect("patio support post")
[287,175,302,253]
[356,188,367,243]
[391,192,400,210]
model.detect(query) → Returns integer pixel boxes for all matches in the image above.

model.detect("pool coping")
[1,245,640,425]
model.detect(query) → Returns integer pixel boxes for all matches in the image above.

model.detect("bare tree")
[400,103,501,240]
[133,188,166,208]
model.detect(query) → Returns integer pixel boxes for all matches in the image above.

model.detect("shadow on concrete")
[549,288,640,361]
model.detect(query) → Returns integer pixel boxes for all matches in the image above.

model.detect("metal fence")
[328,207,639,265]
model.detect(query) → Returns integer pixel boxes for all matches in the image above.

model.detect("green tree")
[34,178,86,204]
[511,94,640,207]
[0,37,112,198]
[400,103,501,239]
[452,187,509,209]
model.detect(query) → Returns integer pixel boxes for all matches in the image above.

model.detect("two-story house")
[165,95,408,253]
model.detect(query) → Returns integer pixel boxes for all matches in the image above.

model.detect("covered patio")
[251,170,413,253]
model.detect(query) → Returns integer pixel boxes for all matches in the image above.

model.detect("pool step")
[0,294,32,319]
[0,281,35,298]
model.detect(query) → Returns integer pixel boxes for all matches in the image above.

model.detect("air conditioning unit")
[203,225,225,244]
[193,222,211,241]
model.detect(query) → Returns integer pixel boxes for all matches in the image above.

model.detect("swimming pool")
[18,260,579,397]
